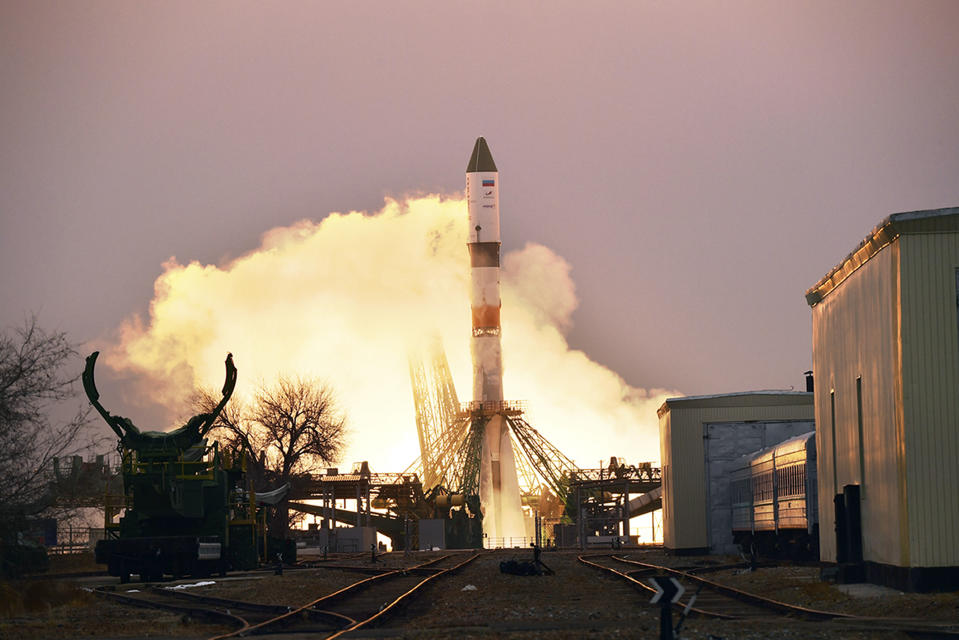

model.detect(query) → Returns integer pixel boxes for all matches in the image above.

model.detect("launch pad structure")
[48,137,662,558]
[277,138,665,550]
[403,138,663,546]
[407,339,664,547]
[395,138,579,543]
[408,339,579,542]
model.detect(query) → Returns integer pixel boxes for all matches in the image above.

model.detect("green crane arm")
[82,351,237,450]
[82,351,131,442]
[196,352,237,438]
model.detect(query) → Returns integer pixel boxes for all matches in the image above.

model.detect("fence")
[483,536,538,549]
[48,527,104,555]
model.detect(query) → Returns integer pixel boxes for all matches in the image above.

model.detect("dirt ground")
[1,549,957,639]
[381,550,947,639]
[703,563,959,620]
[0,579,232,640]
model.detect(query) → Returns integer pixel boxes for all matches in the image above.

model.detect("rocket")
[466,137,525,540]
[466,137,504,403]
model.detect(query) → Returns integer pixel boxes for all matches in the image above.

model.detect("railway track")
[93,571,375,634]
[92,585,251,629]
[615,553,847,620]
[96,551,479,639]
[580,553,959,639]
[578,553,766,620]
[210,550,478,639]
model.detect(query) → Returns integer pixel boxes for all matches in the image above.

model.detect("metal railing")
[483,536,538,549]
[460,400,528,415]
[48,527,104,555]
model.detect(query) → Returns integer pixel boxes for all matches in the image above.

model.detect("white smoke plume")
[105,195,674,472]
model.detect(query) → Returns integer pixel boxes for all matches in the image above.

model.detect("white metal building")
[806,206,959,591]
[658,392,814,554]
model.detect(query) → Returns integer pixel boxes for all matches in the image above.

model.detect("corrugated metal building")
[806,206,959,591]
[658,392,814,554]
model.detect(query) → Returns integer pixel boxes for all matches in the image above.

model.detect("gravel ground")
[3,549,957,639]
[187,549,455,606]
[188,567,378,607]
[383,550,924,639]
[0,581,232,640]
[702,563,959,620]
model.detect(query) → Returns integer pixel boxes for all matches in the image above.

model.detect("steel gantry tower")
[407,337,580,528]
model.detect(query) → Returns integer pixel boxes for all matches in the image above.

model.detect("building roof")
[657,390,813,418]
[805,206,959,307]
[734,430,816,467]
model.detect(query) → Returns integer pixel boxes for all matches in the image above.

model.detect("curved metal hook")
[196,352,237,437]
[84,351,237,443]
[83,351,127,441]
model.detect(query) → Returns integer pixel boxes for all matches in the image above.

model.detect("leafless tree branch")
[193,374,347,534]
[0,315,98,540]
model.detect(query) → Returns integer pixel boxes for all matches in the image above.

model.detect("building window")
[662,464,668,519]
[856,376,865,488]
[830,389,838,493]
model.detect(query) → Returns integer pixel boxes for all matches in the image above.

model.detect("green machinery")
[85,352,261,582]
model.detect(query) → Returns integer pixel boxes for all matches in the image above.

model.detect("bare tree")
[0,316,95,542]
[251,377,346,479]
[193,375,347,533]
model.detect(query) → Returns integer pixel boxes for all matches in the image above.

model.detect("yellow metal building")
[806,206,959,591]
[658,392,814,554]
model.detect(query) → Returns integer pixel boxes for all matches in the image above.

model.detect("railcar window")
[732,477,751,503]
[754,471,773,501]
[778,464,806,497]
[795,465,802,495]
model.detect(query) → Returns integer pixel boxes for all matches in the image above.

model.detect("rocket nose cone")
[467,137,497,173]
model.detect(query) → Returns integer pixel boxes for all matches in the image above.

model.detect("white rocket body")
[466,167,503,403]
[466,138,525,541]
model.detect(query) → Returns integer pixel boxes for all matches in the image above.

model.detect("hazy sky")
[2,2,958,462]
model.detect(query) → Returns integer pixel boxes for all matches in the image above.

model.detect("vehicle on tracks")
[84,352,265,582]
[730,431,818,558]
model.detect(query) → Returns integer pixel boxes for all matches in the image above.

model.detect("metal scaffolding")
[568,461,662,547]
[407,336,465,491]
[407,338,581,521]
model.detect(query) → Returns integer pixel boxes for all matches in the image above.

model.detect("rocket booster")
[467,137,525,541]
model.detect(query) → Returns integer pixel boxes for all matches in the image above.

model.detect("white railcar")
[730,431,818,558]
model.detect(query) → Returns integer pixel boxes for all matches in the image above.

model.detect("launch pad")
[283,138,660,551]
[407,335,580,545]
[403,138,653,546]
[51,137,660,562]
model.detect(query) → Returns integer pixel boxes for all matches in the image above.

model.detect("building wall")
[660,410,676,547]
[899,232,959,567]
[658,395,814,552]
[810,240,903,566]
